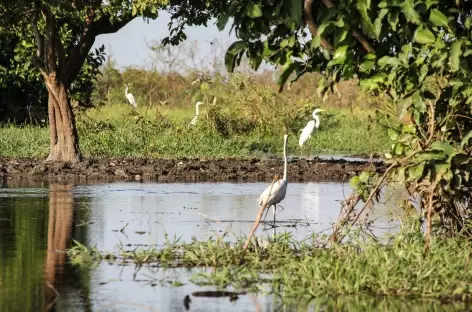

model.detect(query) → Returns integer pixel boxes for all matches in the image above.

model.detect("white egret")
[243,134,289,250]
[189,101,204,126]
[258,134,288,225]
[125,84,137,108]
[299,109,325,156]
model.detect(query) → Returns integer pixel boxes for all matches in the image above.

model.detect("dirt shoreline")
[0,157,385,183]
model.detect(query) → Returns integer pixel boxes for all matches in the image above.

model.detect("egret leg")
[262,204,271,222]
[273,204,276,238]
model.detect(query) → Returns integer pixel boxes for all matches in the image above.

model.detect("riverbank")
[0,156,384,182]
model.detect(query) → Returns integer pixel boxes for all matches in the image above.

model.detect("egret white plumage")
[124,84,137,108]
[258,134,288,226]
[243,134,289,250]
[189,101,204,126]
[299,109,325,156]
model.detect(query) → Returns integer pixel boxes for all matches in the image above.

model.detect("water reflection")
[0,180,458,312]
[44,184,75,311]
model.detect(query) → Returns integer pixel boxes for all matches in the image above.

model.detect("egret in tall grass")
[189,101,204,126]
[243,134,289,250]
[125,84,137,108]
[299,108,325,155]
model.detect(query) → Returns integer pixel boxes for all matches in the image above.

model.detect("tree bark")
[44,74,81,163]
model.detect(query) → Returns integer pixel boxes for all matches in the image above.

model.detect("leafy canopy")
[166,0,472,234]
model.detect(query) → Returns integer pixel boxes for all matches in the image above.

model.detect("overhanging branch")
[65,10,132,86]
[303,0,334,53]
[320,0,375,53]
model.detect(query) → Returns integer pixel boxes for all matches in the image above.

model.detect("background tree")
[0,0,165,162]
[166,0,472,241]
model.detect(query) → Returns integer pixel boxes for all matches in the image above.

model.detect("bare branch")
[303,0,334,53]
[320,0,375,53]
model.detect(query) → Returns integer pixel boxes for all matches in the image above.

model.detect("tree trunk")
[44,74,81,163]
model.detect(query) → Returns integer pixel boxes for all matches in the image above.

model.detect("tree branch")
[320,0,375,53]
[31,10,47,76]
[303,0,334,53]
[65,10,133,87]
[42,7,58,74]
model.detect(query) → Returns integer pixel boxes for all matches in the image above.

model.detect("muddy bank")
[0,157,385,183]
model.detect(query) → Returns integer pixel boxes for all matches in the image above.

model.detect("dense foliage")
[164,0,472,239]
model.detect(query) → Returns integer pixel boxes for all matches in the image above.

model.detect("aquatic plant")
[67,230,472,300]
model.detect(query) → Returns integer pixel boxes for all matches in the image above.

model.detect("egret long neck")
[283,136,288,181]
[125,86,128,96]
[196,104,199,116]
[314,115,320,128]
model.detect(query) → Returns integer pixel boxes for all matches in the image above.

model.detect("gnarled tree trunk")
[45,75,80,162]
[30,5,132,163]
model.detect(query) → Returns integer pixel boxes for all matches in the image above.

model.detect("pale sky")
[92,11,237,69]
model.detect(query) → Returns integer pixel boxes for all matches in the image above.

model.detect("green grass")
[0,103,389,159]
[67,230,472,300]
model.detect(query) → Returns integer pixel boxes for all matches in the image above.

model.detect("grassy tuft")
[68,230,472,300]
[0,105,389,158]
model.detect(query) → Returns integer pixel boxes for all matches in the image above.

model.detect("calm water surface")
[0,180,462,311]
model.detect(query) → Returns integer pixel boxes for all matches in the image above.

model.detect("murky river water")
[0,180,463,311]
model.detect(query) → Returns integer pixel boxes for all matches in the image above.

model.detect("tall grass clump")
[68,229,472,300]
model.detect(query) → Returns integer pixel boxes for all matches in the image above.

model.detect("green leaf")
[414,28,436,45]
[357,0,376,38]
[449,40,462,72]
[247,3,263,18]
[224,41,247,72]
[388,10,400,31]
[359,171,370,183]
[433,163,452,181]
[431,141,454,155]
[359,60,375,72]
[409,162,425,181]
[416,151,446,161]
[429,9,449,27]
[284,0,302,25]
[460,131,472,149]
[349,176,360,188]
[401,0,421,24]
[374,9,389,38]
[333,28,349,45]
[411,91,426,113]
[217,13,230,31]
[378,56,403,68]
[327,45,348,67]
[277,62,300,92]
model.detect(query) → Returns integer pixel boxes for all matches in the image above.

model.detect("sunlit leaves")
[449,41,461,72]
[401,0,421,24]
[429,9,449,27]
[247,2,263,18]
[327,45,348,67]
[414,28,436,45]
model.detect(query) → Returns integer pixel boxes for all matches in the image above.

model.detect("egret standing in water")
[243,134,289,250]
[124,84,137,108]
[189,101,204,126]
[259,134,288,226]
[299,108,325,156]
